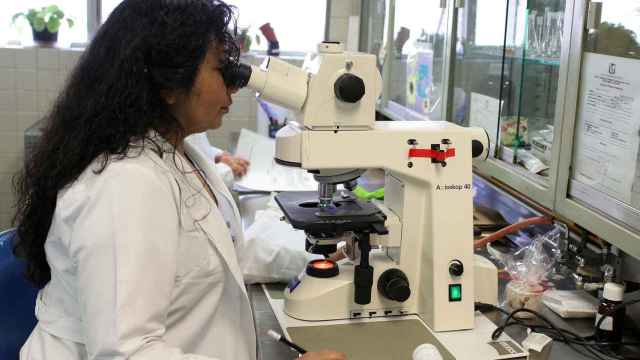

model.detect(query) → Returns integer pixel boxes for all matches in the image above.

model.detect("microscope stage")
[274,191,387,234]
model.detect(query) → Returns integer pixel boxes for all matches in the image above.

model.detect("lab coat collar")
[143,132,247,292]
[183,141,247,293]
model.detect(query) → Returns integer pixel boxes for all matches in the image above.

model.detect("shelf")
[521,56,561,66]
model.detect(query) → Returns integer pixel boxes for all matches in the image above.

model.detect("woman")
[13,1,345,359]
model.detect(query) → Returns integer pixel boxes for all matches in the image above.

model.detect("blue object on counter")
[257,99,286,138]
[0,228,39,359]
[257,99,276,120]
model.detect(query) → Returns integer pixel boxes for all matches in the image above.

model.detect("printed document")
[469,92,501,145]
[573,53,640,204]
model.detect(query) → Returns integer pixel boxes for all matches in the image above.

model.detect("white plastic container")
[412,343,443,360]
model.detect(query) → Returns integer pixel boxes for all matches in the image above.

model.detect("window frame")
[87,0,101,41]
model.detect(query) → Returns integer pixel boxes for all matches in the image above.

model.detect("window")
[226,1,326,54]
[2,1,88,46]
[102,1,326,54]
[101,0,122,24]
[3,0,326,53]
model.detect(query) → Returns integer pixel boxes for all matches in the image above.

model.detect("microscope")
[227,42,489,332]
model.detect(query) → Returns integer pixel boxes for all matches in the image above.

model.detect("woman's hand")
[299,350,347,360]
[215,151,250,177]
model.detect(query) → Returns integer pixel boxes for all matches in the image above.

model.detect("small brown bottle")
[595,282,625,345]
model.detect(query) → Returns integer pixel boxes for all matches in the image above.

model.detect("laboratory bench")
[248,283,299,360]
[246,276,639,359]
[239,175,640,360]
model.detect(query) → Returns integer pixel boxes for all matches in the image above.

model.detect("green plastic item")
[353,185,384,200]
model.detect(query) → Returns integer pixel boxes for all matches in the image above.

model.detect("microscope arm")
[275,121,489,179]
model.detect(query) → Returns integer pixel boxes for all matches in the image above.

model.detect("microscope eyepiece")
[221,62,252,89]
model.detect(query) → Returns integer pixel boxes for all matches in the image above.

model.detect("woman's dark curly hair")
[12,0,239,288]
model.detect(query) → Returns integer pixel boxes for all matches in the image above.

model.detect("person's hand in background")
[215,151,250,177]
[299,350,347,360]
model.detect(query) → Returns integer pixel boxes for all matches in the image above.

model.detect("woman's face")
[166,45,234,135]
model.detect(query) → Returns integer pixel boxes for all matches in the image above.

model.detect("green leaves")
[46,5,60,14]
[11,5,75,34]
[33,16,46,32]
[27,9,39,24]
[11,13,25,24]
[46,17,60,33]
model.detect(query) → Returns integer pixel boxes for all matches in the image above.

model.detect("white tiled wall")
[328,0,361,43]
[0,47,261,230]
[0,46,82,229]
[0,0,357,230]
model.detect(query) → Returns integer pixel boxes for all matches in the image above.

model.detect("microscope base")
[264,284,527,360]
[284,253,416,321]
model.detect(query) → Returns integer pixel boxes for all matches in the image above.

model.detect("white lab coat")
[20,134,256,360]
[185,132,234,188]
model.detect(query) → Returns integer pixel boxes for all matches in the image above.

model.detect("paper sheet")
[469,93,501,145]
[573,53,640,204]
[234,129,318,192]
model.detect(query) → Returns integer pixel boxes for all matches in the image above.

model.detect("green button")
[449,284,462,302]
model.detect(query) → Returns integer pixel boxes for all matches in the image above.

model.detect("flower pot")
[32,29,58,44]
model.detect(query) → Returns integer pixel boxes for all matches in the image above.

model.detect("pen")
[267,329,307,354]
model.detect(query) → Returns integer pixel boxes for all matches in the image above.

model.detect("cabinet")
[452,0,569,209]
[360,0,640,258]
[556,0,640,259]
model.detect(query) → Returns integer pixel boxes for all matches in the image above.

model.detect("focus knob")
[377,268,411,302]
[334,73,365,103]
[449,260,464,277]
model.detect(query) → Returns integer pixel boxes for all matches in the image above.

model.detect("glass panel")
[367,0,449,120]
[451,0,509,136]
[584,1,640,60]
[568,0,640,231]
[453,0,566,182]
[389,0,448,119]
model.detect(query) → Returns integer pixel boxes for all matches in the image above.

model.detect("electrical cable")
[491,308,611,360]
[496,321,628,360]
[476,303,637,360]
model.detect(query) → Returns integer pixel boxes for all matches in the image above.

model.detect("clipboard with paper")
[233,129,318,193]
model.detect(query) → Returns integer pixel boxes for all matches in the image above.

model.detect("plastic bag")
[504,225,564,285]
[503,225,565,316]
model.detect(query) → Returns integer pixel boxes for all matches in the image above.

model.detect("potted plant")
[12,5,74,45]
